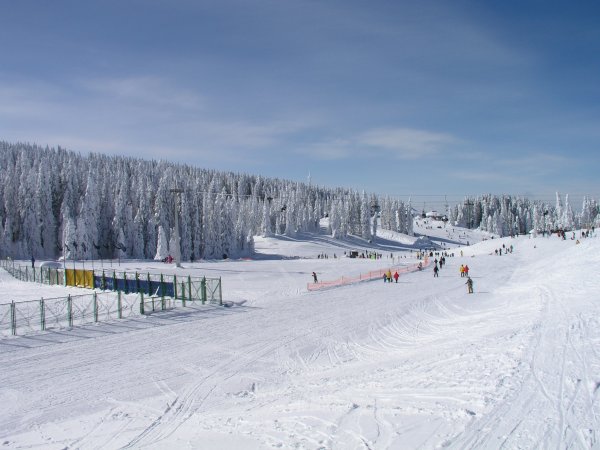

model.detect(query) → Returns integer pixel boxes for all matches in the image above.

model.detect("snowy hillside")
[1,222,599,449]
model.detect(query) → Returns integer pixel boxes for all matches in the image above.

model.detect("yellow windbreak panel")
[65,269,94,288]
[65,269,75,286]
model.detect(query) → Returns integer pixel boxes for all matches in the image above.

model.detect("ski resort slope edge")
[0,229,599,449]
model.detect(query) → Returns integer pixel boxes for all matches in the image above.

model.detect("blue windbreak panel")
[115,277,127,292]
[136,279,149,294]
[94,275,117,291]
[92,274,174,297]
[126,278,138,293]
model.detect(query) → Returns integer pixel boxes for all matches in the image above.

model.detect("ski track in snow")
[1,229,600,449]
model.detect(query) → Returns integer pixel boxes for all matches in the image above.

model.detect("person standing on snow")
[464,265,469,276]
[386,269,392,283]
[312,272,318,283]
[393,271,399,283]
[466,277,474,294]
[459,264,465,277]
[433,265,439,277]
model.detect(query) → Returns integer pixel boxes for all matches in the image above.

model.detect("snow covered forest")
[0,141,598,260]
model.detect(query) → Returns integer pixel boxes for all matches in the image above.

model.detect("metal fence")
[0,258,224,337]
[0,291,172,337]
[0,259,222,304]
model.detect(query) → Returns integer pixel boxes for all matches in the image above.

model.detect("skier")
[466,276,474,294]
[459,264,465,277]
[386,269,392,283]
[464,265,469,276]
[312,271,318,283]
[433,265,439,277]
[393,271,399,283]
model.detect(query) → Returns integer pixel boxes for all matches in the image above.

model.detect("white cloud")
[303,127,459,161]
[357,128,458,159]
[81,76,205,111]
[302,139,354,160]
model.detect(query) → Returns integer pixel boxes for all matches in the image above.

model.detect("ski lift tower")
[170,187,184,268]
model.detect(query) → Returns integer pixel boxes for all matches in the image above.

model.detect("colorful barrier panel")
[65,269,94,288]
[1,259,221,305]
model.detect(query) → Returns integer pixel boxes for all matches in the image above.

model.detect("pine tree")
[36,162,56,258]
[361,191,372,240]
[563,194,575,231]
[154,225,168,261]
[77,166,100,259]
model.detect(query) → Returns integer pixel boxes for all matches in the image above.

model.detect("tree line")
[0,141,597,261]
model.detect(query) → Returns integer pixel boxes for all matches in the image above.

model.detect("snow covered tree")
[360,191,372,240]
[261,196,272,237]
[77,166,100,259]
[154,225,168,261]
[555,192,564,230]
[562,194,575,231]
[62,216,77,260]
[35,162,56,258]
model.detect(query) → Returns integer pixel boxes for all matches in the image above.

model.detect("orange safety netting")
[307,257,431,291]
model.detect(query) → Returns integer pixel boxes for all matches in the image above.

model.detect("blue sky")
[1,0,599,207]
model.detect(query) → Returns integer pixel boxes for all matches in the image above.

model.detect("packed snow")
[1,220,599,449]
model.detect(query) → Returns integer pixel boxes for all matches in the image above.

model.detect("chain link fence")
[0,291,167,337]
[0,259,222,304]
[0,258,225,337]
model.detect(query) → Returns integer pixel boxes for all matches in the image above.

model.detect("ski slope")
[1,222,599,449]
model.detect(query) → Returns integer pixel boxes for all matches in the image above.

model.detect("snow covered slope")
[1,228,599,449]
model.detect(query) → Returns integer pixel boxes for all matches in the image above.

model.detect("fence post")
[173,274,178,299]
[188,276,192,303]
[160,274,165,301]
[181,281,186,303]
[117,291,122,319]
[93,292,98,322]
[123,272,128,294]
[10,301,16,335]
[102,271,106,290]
[67,294,73,328]
[140,291,145,315]
[40,298,46,331]
[218,277,223,306]
[147,272,151,295]
[201,277,206,305]
[135,272,140,294]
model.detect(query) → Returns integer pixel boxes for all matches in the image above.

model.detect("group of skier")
[494,244,513,255]
[312,247,483,294]
[458,265,473,292]
[432,256,446,277]
[383,269,400,283]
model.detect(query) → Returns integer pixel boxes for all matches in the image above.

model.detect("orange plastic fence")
[307,257,431,291]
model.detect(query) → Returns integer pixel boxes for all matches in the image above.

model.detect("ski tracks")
[120,338,285,448]
[451,279,600,449]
